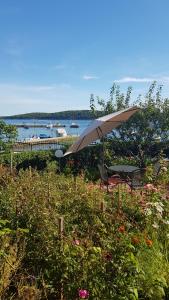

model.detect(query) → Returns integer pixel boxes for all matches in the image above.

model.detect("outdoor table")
[108,165,140,178]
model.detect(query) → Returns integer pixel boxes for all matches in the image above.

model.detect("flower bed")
[0,166,169,299]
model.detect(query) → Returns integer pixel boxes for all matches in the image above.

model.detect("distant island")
[2,110,102,120]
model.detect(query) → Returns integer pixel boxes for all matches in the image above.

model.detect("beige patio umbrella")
[64,106,140,156]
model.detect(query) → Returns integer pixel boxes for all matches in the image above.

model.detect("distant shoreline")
[1,110,102,120]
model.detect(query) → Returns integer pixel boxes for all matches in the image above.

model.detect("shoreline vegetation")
[1,110,102,120]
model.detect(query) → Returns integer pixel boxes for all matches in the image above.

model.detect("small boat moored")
[23,124,29,129]
[39,133,51,139]
[56,128,67,137]
[46,123,53,129]
[55,122,66,128]
[70,122,79,128]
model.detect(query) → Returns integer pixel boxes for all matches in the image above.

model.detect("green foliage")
[0,218,28,299]
[90,83,133,115]
[0,120,17,152]
[0,167,169,299]
[90,82,169,162]
[0,150,55,171]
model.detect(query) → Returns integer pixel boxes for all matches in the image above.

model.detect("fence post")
[58,217,64,300]
[118,184,121,213]
[29,166,32,177]
[10,150,13,174]
[100,201,106,212]
[58,217,64,237]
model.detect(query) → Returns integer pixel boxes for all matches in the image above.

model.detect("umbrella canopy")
[64,106,140,156]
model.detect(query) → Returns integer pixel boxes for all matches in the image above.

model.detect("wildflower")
[144,183,158,192]
[152,222,159,229]
[118,225,125,233]
[163,220,169,225]
[156,213,163,219]
[145,239,153,247]
[73,239,80,246]
[161,166,167,172]
[78,289,89,299]
[144,208,152,216]
[144,183,154,190]
[154,202,164,214]
[131,236,140,245]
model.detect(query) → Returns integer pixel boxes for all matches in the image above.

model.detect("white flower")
[161,166,167,172]
[144,208,152,216]
[163,220,169,225]
[152,223,159,229]
[156,213,163,219]
[153,202,164,214]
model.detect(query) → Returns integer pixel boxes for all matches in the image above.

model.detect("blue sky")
[0,0,169,115]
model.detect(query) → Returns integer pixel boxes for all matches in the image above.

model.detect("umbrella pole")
[102,136,105,165]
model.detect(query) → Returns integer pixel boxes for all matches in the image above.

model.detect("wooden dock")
[13,136,77,152]
[13,124,66,128]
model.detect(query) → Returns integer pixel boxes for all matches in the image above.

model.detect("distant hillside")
[2,110,102,120]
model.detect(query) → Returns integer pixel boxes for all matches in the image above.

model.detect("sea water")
[3,119,92,141]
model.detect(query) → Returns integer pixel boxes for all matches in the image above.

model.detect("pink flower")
[78,289,89,299]
[73,239,80,246]
[144,183,154,190]
[144,183,158,192]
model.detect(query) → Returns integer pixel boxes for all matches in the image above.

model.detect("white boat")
[70,122,79,128]
[46,123,53,129]
[56,128,67,137]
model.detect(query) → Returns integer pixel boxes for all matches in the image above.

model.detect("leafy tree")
[0,120,17,152]
[89,94,96,117]
[90,83,133,114]
[90,82,169,166]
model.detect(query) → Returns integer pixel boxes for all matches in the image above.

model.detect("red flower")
[131,236,140,245]
[118,225,125,233]
[145,239,153,247]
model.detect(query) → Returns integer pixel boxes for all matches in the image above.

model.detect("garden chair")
[98,164,127,192]
[153,161,161,177]
[129,169,144,190]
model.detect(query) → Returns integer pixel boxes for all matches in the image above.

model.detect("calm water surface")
[3,119,92,141]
